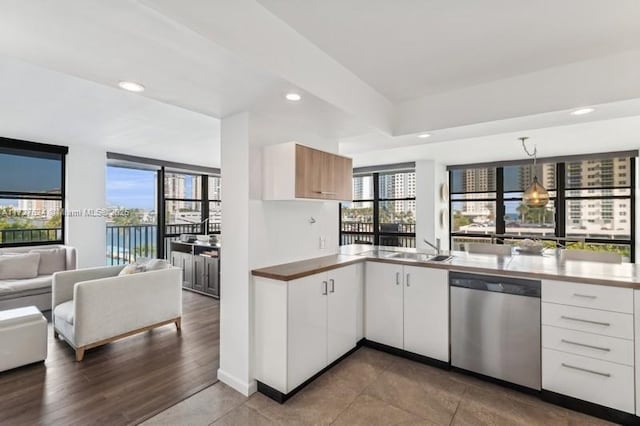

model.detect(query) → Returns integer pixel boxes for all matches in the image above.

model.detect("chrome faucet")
[423,238,441,255]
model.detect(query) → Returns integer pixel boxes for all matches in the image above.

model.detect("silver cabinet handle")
[573,293,597,299]
[561,363,611,377]
[406,273,410,287]
[315,191,337,195]
[560,339,611,352]
[322,280,328,295]
[395,272,400,285]
[329,278,335,293]
[560,316,610,327]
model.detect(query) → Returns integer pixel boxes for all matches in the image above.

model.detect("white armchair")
[52,265,182,361]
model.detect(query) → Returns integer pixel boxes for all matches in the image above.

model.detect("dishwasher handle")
[449,271,541,298]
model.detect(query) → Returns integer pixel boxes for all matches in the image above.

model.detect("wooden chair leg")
[175,317,182,331]
[75,348,85,362]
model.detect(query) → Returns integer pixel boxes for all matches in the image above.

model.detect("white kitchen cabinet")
[287,273,329,390]
[542,280,636,414]
[327,265,359,364]
[403,265,449,361]
[635,290,640,415]
[365,262,404,348]
[254,264,360,395]
[365,262,449,361]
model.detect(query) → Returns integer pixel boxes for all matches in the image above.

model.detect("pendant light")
[520,137,549,208]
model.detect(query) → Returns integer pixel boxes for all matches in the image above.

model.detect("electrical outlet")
[319,236,327,249]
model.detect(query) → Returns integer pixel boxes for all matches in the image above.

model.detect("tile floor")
[143,347,611,425]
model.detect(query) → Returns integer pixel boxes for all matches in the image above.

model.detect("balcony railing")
[107,223,222,265]
[106,225,157,265]
[0,228,61,244]
[340,222,416,248]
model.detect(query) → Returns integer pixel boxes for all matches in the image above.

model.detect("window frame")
[0,137,67,248]
[339,170,416,248]
[449,158,636,261]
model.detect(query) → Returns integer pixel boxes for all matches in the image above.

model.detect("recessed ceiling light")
[118,81,145,92]
[417,133,431,138]
[570,107,594,116]
[285,93,302,101]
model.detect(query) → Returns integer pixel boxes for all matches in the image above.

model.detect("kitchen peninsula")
[252,245,640,424]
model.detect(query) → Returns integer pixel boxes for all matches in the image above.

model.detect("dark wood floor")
[0,291,219,426]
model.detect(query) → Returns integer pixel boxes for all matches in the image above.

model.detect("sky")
[106,166,156,209]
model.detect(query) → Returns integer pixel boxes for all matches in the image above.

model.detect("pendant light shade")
[523,176,549,208]
[520,136,549,208]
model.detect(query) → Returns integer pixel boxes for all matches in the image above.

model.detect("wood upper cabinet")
[263,142,352,201]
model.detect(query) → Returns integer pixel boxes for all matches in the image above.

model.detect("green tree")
[45,212,62,229]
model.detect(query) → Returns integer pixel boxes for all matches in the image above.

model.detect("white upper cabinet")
[262,142,352,201]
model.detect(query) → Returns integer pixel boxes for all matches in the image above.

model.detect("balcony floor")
[0,290,219,425]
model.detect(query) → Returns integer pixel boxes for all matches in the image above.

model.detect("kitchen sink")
[428,255,454,262]
[387,252,429,260]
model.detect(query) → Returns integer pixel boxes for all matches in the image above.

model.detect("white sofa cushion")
[0,253,41,280]
[0,275,53,294]
[30,248,67,275]
[53,300,74,325]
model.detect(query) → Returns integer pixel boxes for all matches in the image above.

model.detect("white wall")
[415,160,449,252]
[217,111,341,395]
[65,145,107,268]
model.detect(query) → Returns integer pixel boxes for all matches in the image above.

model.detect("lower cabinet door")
[543,348,635,413]
[327,265,358,364]
[403,266,449,361]
[365,262,404,349]
[205,257,219,297]
[192,256,206,292]
[287,273,328,392]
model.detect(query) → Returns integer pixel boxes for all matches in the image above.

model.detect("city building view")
[451,157,632,257]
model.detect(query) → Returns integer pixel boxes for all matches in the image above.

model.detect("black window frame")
[339,170,416,248]
[0,137,68,248]
[449,155,636,261]
[161,168,222,236]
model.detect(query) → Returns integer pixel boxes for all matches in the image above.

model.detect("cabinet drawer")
[542,325,634,366]
[542,302,633,340]
[542,348,635,413]
[542,280,632,313]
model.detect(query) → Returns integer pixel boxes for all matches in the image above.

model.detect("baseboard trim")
[360,339,450,370]
[541,390,638,425]
[257,344,361,404]
[217,368,257,396]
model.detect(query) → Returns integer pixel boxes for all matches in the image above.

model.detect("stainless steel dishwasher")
[450,271,541,390]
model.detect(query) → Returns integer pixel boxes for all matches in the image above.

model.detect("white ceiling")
[350,114,640,168]
[1,0,640,166]
[258,0,640,102]
[0,56,220,167]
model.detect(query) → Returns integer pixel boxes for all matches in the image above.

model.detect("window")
[449,154,635,261]
[106,153,220,263]
[164,172,204,235]
[340,170,416,247]
[0,138,67,247]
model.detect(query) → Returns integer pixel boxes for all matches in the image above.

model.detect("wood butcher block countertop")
[251,245,640,288]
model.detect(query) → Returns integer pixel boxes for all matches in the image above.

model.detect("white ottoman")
[0,306,48,372]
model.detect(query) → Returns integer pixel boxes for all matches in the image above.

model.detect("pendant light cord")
[520,136,537,168]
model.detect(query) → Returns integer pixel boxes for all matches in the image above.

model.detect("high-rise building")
[565,158,630,237]
[17,199,60,219]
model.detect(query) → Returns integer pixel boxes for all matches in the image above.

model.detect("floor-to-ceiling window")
[106,154,220,264]
[106,165,158,264]
[449,151,636,261]
[0,137,67,247]
[340,166,416,247]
